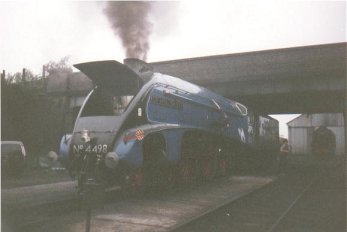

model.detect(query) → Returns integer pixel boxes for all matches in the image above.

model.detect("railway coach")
[58,58,279,194]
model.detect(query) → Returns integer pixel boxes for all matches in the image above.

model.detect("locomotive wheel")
[160,166,177,190]
[142,134,171,191]
[201,156,217,181]
[179,159,197,185]
[143,152,169,190]
[121,169,145,197]
[218,158,230,177]
[133,170,145,189]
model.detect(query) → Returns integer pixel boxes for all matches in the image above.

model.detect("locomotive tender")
[59,58,279,192]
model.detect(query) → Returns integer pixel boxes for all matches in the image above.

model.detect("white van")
[1,141,26,175]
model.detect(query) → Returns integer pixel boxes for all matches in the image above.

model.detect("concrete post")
[22,68,26,82]
[42,65,46,78]
[1,70,5,82]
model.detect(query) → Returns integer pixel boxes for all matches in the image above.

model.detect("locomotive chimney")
[123,58,153,75]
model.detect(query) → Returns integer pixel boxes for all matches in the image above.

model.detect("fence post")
[1,70,5,82]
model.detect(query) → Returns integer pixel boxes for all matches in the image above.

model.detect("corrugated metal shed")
[288,127,314,155]
[287,113,345,156]
[287,113,344,127]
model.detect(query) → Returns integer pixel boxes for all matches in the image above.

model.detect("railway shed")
[287,113,345,166]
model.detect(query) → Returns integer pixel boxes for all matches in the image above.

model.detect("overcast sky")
[0,0,346,137]
[1,0,345,75]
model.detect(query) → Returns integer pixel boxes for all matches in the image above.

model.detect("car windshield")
[1,144,22,155]
[80,88,134,117]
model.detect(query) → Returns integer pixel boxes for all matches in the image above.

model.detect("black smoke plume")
[104,2,152,61]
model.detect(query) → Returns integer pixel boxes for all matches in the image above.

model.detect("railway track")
[172,165,345,232]
[3,164,343,232]
[2,175,274,232]
[2,182,123,231]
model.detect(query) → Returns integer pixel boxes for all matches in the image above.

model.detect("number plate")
[73,144,108,154]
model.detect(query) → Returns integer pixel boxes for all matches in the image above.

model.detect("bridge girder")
[151,43,346,114]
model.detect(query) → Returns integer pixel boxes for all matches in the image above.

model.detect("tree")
[5,69,37,83]
[44,56,73,75]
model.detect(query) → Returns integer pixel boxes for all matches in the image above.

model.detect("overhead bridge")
[151,43,346,114]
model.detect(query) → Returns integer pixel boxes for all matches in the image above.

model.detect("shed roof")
[287,113,344,127]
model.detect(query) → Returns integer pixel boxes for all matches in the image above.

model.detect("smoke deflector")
[74,60,143,95]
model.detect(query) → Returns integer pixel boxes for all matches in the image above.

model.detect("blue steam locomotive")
[59,59,279,193]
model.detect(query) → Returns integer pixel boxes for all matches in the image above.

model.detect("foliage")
[1,77,62,157]
[1,56,74,158]
[2,56,73,84]
[4,69,40,83]
[44,56,73,75]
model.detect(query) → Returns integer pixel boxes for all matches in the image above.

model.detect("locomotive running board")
[74,60,143,95]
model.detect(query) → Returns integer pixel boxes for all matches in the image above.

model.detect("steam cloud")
[104,2,152,61]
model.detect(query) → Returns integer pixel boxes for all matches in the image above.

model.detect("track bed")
[2,176,274,232]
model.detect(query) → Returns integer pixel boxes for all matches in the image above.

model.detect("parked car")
[1,141,26,176]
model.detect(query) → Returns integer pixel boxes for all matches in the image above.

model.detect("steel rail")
[266,178,316,232]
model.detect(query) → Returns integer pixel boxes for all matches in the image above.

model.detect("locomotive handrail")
[166,90,241,116]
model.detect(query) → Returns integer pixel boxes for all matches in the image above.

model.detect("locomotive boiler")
[59,58,279,194]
